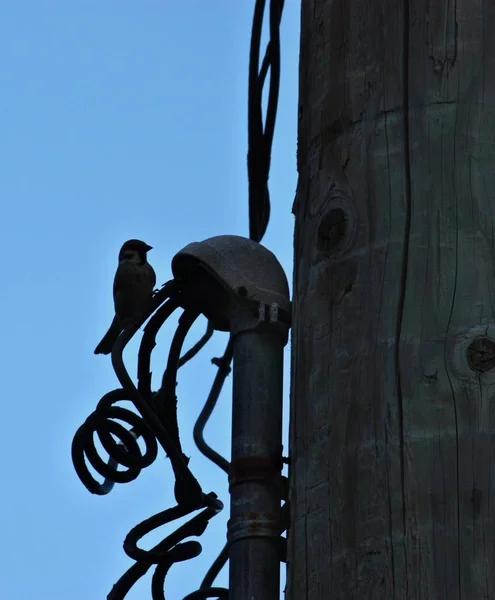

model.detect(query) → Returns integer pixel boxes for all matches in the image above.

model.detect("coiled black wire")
[71,387,158,495]
[72,289,180,496]
[72,282,225,598]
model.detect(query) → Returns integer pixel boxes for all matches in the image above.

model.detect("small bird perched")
[94,239,156,355]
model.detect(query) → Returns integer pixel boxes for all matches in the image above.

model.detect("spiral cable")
[72,281,225,598]
[71,388,158,495]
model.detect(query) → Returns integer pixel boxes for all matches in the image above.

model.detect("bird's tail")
[94,316,123,355]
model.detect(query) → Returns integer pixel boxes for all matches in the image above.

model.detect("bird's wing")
[148,263,157,289]
[113,262,128,297]
[113,261,156,318]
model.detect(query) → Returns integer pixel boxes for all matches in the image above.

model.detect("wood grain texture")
[288,1,495,598]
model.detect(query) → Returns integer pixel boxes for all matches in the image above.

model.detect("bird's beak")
[145,244,153,252]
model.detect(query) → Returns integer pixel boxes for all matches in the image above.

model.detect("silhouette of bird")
[94,239,156,355]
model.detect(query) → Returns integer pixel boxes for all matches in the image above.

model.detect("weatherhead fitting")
[171,235,290,331]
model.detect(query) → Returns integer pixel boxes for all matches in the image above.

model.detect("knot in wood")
[467,338,495,373]
[317,207,347,252]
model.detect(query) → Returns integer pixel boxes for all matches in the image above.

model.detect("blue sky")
[0,2,299,598]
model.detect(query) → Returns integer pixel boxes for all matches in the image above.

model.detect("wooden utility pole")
[288,1,495,598]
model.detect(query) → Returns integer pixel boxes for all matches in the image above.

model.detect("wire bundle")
[72,282,225,598]
[71,1,286,597]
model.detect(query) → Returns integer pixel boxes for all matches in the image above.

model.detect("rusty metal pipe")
[228,305,288,600]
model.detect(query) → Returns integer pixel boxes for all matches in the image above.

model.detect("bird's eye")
[123,251,134,259]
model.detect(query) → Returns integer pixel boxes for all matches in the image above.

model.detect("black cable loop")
[156,309,200,449]
[111,294,205,508]
[192,339,233,475]
[72,294,209,497]
[73,280,226,598]
[72,285,169,490]
[71,283,180,496]
[108,495,223,600]
[71,388,159,495]
[108,297,223,596]
[138,297,181,398]
[248,0,284,243]
[107,495,222,599]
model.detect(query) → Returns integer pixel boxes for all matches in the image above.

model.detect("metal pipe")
[228,305,288,600]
